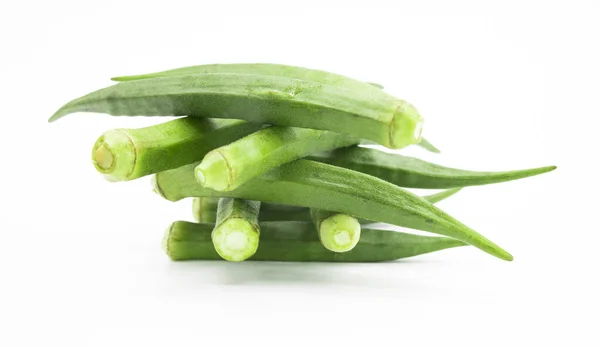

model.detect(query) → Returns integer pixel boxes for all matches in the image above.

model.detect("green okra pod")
[211,198,261,262]
[163,221,466,262]
[50,73,424,149]
[308,146,556,189]
[310,187,463,226]
[91,117,263,181]
[154,160,512,261]
[111,62,438,154]
[192,188,461,224]
[111,63,385,92]
[195,126,359,191]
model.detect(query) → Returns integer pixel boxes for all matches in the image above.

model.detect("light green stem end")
[319,214,361,252]
[212,218,259,261]
[195,151,231,191]
[91,129,136,182]
[390,101,424,149]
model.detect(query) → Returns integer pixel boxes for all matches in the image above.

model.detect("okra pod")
[154,160,512,261]
[50,73,424,149]
[309,186,463,230]
[91,117,263,181]
[192,188,462,224]
[163,221,467,262]
[111,63,385,93]
[111,63,438,153]
[308,146,556,189]
[195,126,359,191]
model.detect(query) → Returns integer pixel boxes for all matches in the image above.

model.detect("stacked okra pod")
[50,63,556,263]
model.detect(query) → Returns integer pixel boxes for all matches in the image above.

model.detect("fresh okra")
[192,188,462,224]
[111,62,439,153]
[195,126,359,191]
[154,160,513,261]
[163,221,467,262]
[91,117,263,181]
[51,73,423,150]
[308,146,556,189]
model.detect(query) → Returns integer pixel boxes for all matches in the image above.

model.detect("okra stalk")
[91,117,262,181]
[195,126,359,191]
[50,73,424,149]
[211,198,261,262]
[163,221,466,262]
[192,188,462,224]
[417,137,441,153]
[308,146,556,189]
[310,210,361,253]
[154,160,513,261]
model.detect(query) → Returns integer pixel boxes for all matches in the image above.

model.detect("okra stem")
[310,210,361,253]
[154,160,513,261]
[194,126,359,191]
[91,117,262,181]
[211,198,261,262]
[163,221,467,262]
[417,137,441,153]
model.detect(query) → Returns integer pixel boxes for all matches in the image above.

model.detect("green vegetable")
[310,210,361,252]
[163,221,467,262]
[111,62,438,153]
[154,160,512,261]
[111,63,386,92]
[211,198,261,262]
[50,73,423,149]
[91,117,262,181]
[193,197,310,223]
[308,146,556,189]
[192,188,461,224]
[195,126,359,191]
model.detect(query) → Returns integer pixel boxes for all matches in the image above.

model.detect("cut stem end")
[319,214,361,253]
[91,129,136,181]
[212,219,259,262]
[195,151,231,191]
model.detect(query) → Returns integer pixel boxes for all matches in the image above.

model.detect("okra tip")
[91,129,136,181]
[390,101,424,149]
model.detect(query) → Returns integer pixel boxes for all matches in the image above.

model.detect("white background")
[1,1,598,346]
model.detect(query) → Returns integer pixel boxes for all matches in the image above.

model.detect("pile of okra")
[49,63,556,263]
